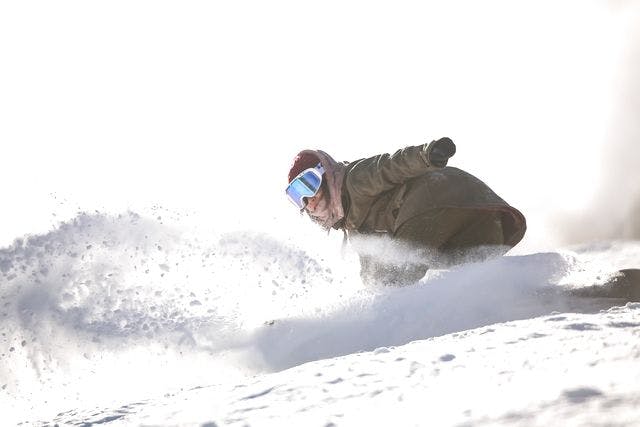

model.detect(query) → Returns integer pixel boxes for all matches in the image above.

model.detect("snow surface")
[2,213,639,426]
[2,2,640,425]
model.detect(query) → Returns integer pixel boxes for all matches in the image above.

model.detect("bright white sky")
[0,0,634,250]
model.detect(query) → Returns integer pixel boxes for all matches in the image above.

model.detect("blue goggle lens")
[285,164,325,210]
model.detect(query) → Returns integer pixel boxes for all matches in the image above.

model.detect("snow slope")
[55,305,640,427]
[2,213,639,426]
[2,1,639,425]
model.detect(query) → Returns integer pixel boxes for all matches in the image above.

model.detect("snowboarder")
[285,137,527,286]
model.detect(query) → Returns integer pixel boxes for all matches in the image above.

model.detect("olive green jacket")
[303,142,526,248]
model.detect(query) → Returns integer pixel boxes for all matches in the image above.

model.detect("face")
[304,185,330,220]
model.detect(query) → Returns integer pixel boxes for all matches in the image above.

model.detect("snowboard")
[569,269,640,300]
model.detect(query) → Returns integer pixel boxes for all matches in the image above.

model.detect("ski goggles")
[285,163,325,210]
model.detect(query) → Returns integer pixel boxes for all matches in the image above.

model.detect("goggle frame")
[285,163,325,210]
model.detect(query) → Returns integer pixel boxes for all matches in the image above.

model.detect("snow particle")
[564,323,601,331]
[563,387,604,403]
[528,333,547,339]
[607,321,640,328]
[408,361,423,376]
[373,347,390,355]
[439,354,456,362]
[240,386,276,400]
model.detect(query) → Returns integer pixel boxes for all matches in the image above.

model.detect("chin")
[308,212,329,224]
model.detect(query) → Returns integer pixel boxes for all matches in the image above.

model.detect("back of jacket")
[341,145,526,247]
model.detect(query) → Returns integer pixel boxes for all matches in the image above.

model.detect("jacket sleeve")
[346,143,446,198]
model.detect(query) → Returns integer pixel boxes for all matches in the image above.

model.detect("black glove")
[425,137,456,168]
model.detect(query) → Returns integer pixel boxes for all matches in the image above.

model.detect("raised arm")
[346,137,456,198]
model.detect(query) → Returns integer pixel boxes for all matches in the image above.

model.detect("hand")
[426,137,456,168]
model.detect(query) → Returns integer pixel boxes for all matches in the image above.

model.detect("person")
[285,137,526,286]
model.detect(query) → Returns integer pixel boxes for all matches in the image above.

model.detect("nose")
[305,195,318,211]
